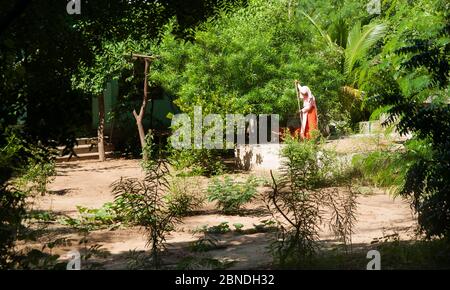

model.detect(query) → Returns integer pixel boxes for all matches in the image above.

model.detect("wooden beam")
[123,52,159,60]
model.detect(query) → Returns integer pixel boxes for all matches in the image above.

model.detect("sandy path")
[30,158,417,269]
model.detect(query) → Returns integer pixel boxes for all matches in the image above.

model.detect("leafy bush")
[233,223,244,232]
[358,0,449,238]
[16,146,56,196]
[111,159,179,268]
[27,210,57,223]
[352,138,433,195]
[165,176,205,217]
[266,138,357,268]
[0,188,26,268]
[0,129,29,268]
[60,203,120,231]
[207,176,259,214]
[153,0,348,136]
[169,147,226,177]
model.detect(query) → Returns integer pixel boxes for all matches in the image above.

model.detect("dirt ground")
[29,142,417,269]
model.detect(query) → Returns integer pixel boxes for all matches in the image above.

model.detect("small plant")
[77,242,109,270]
[193,222,231,235]
[253,219,277,233]
[207,176,259,214]
[111,158,179,268]
[14,249,64,270]
[265,139,358,268]
[13,238,74,270]
[168,147,225,177]
[207,222,231,234]
[60,203,120,231]
[165,176,205,217]
[126,250,152,270]
[21,155,56,196]
[233,223,244,232]
[12,140,56,196]
[27,210,57,223]
[190,235,221,252]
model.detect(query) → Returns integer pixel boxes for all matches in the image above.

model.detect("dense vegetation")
[0,0,449,269]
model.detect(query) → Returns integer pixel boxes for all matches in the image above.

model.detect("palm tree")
[300,11,386,99]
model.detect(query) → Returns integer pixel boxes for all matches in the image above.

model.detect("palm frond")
[341,85,364,100]
[344,22,387,76]
[300,10,336,50]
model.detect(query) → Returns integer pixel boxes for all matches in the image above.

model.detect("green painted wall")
[92,80,178,132]
[92,79,118,130]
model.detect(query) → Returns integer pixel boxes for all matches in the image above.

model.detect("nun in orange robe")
[296,84,318,139]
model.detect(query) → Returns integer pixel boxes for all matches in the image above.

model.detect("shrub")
[351,138,431,196]
[266,138,357,268]
[358,0,449,238]
[60,203,120,231]
[169,148,226,177]
[165,176,205,217]
[12,141,56,196]
[207,176,259,214]
[0,188,26,268]
[111,159,179,268]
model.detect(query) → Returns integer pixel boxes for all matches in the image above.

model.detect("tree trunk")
[133,59,150,161]
[97,93,106,162]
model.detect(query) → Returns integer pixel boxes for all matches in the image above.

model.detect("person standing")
[295,80,319,139]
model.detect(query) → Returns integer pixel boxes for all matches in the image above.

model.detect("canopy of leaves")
[359,0,449,238]
[152,0,347,128]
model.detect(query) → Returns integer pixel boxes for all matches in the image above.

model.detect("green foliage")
[252,219,277,233]
[169,147,226,177]
[352,151,405,192]
[352,138,433,196]
[13,249,65,270]
[27,210,57,223]
[0,188,26,269]
[111,159,178,268]
[344,21,386,81]
[1,0,248,150]
[266,138,357,267]
[359,0,450,238]
[233,223,244,232]
[0,129,42,268]
[14,145,56,196]
[60,203,120,231]
[373,238,450,270]
[190,235,221,253]
[141,132,156,170]
[153,0,347,132]
[206,222,232,234]
[165,176,205,217]
[207,176,259,214]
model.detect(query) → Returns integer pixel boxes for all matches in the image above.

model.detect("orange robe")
[301,95,318,139]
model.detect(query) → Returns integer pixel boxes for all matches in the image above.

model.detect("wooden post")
[133,58,150,161]
[295,80,302,127]
[124,53,158,161]
[97,93,106,162]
